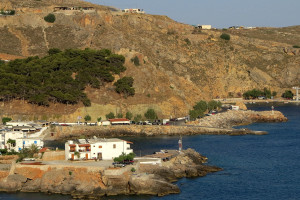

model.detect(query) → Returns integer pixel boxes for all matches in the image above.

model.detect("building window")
[99,145,102,148]
[113,144,116,149]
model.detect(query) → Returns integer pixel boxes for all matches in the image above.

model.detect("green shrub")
[2,117,12,125]
[131,56,140,66]
[84,114,91,122]
[184,38,191,45]
[167,30,176,35]
[106,112,115,120]
[114,152,136,163]
[126,112,133,120]
[7,139,16,146]
[293,45,300,48]
[281,90,293,99]
[0,10,15,15]
[134,114,142,122]
[44,13,56,23]
[114,77,135,97]
[48,48,61,55]
[131,167,136,172]
[220,33,230,41]
[144,108,158,121]
[97,117,102,122]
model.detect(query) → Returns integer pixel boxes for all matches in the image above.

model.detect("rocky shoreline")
[0,149,221,198]
[50,110,287,140]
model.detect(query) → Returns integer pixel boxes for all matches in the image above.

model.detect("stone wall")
[41,151,65,161]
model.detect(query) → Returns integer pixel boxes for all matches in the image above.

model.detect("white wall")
[27,127,48,138]
[15,138,44,152]
[65,140,133,160]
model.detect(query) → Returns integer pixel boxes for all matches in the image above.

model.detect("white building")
[122,8,145,14]
[15,138,44,152]
[65,138,133,160]
[1,130,44,152]
[197,25,212,30]
[0,121,48,151]
[231,105,240,111]
[108,118,130,125]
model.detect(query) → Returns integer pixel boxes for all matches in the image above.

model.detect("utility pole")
[292,86,300,101]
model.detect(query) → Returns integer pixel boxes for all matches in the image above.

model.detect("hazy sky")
[86,0,300,28]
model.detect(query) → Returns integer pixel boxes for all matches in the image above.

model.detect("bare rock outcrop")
[192,110,287,128]
[129,174,180,196]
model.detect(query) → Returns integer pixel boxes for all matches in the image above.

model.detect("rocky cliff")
[0,0,299,120]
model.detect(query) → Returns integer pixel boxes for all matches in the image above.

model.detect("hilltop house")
[65,138,133,160]
[122,8,145,14]
[197,25,212,30]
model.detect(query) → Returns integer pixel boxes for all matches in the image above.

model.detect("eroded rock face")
[129,174,180,196]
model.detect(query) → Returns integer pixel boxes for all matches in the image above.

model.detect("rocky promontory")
[189,110,288,128]
[0,149,221,198]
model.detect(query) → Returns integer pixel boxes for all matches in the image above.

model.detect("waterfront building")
[65,138,133,160]
[108,118,130,125]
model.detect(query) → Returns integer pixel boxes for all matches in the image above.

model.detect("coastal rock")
[22,178,42,192]
[129,173,180,196]
[0,174,27,191]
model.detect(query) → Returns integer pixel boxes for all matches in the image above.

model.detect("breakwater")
[51,110,287,139]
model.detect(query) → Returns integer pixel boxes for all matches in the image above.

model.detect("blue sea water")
[1,103,299,200]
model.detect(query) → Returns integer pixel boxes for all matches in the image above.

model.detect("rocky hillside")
[0,0,299,121]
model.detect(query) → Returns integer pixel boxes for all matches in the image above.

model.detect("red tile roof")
[78,144,91,147]
[39,147,48,153]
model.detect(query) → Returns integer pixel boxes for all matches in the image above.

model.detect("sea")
[1,103,299,200]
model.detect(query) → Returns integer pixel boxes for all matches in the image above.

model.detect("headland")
[0,148,221,198]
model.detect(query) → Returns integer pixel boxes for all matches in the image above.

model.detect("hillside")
[0,0,299,121]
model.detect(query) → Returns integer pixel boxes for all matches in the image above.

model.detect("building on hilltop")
[65,138,133,160]
[122,8,145,14]
[196,25,212,30]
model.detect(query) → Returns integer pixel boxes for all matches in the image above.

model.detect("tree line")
[0,48,134,106]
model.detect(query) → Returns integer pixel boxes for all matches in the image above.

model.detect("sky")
[86,0,300,28]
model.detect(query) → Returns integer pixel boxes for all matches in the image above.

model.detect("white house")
[231,105,240,111]
[197,24,212,30]
[15,138,44,152]
[122,8,145,14]
[0,122,47,151]
[65,138,133,160]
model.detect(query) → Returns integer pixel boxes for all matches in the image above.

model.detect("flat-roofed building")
[65,138,133,160]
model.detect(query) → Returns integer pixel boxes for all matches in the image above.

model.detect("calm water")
[1,103,299,200]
